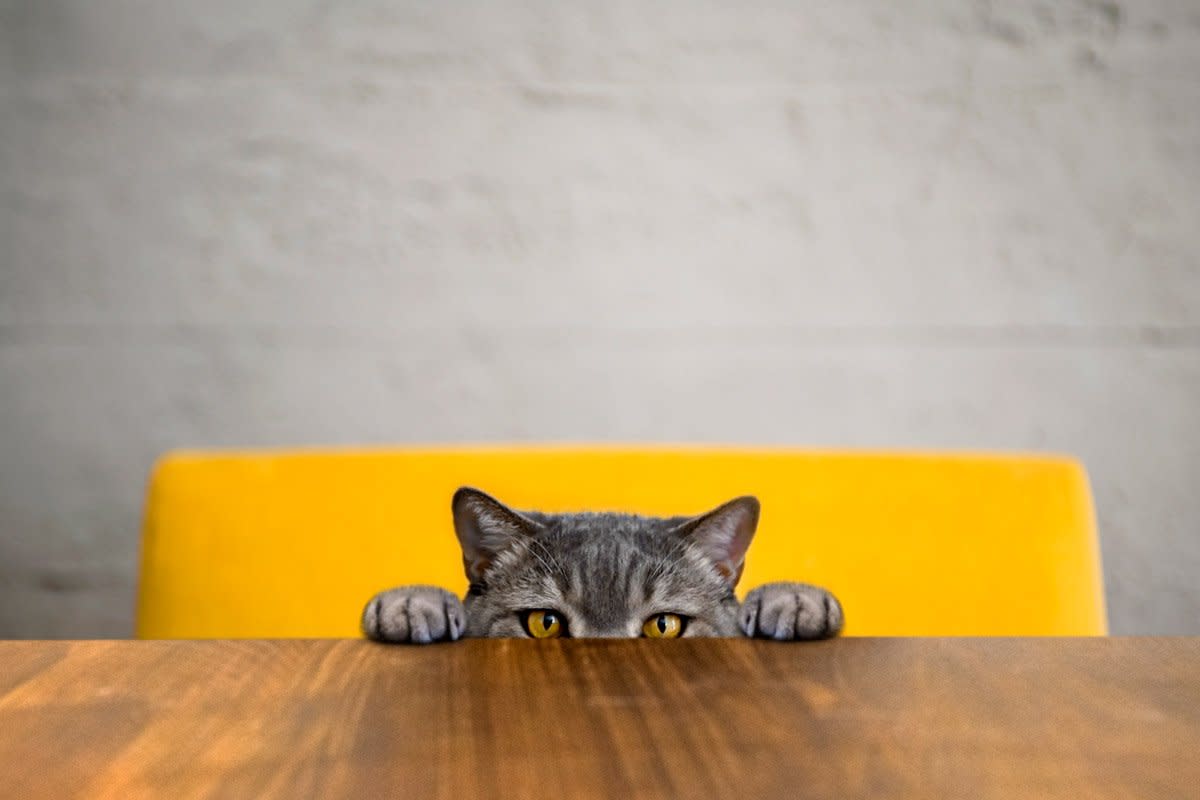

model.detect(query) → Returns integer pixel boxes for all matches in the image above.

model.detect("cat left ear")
[671,496,760,587]
[451,487,542,582]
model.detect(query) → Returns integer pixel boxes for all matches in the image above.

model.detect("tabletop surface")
[0,638,1197,799]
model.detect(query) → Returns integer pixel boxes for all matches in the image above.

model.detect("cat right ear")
[671,496,760,588]
[451,487,542,582]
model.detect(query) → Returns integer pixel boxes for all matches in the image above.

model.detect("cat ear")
[672,496,760,587]
[451,487,542,582]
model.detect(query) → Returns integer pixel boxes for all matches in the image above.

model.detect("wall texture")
[1,1,1198,636]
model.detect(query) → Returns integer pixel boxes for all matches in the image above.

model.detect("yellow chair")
[136,447,1107,637]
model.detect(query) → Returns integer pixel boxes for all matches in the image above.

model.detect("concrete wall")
[1,1,1197,636]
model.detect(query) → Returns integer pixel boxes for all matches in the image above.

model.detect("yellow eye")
[524,610,564,639]
[643,613,684,639]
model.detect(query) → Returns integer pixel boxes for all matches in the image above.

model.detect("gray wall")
[2,1,1198,636]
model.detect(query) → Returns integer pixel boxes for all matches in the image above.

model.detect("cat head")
[452,487,759,638]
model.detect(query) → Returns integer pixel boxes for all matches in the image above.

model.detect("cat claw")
[362,585,466,644]
[740,582,844,640]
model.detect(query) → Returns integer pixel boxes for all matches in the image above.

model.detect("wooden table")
[1,639,1197,799]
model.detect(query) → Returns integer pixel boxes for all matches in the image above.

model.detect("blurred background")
[1,1,1197,637]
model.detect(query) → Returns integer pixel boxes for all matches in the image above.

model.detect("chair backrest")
[136,447,1107,637]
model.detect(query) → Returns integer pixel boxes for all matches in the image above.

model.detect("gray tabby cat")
[362,487,843,642]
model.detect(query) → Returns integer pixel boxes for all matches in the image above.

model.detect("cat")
[362,487,843,642]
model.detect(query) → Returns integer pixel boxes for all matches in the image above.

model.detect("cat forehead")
[525,511,685,536]
[513,514,721,592]
[519,514,692,561]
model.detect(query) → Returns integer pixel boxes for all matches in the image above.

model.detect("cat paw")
[739,582,844,640]
[362,585,466,644]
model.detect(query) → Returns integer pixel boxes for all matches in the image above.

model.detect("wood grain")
[0,639,1197,799]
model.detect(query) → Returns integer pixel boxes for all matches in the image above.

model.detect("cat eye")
[522,609,566,639]
[642,613,686,639]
